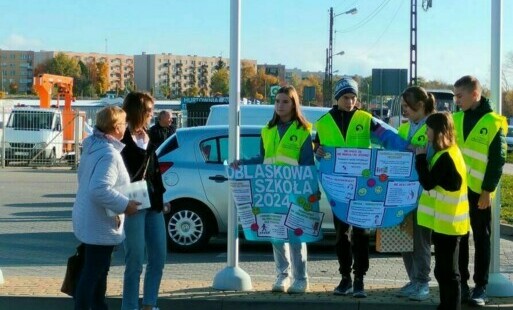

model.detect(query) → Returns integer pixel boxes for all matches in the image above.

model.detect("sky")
[1,0,512,87]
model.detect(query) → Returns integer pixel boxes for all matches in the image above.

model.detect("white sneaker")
[396,281,416,297]
[409,282,430,301]
[272,274,290,292]
[287,279,309,294]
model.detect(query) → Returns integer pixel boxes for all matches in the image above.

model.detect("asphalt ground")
[0,165,513,309]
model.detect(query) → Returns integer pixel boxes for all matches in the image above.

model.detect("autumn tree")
[211,67,229,96]
[241,61,256,99]
[9,81,18,94]
[96,61,109,95]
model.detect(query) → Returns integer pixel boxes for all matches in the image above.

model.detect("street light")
[324,7,357,106]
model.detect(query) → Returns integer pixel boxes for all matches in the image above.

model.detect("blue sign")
[227,164,323,243]
[318,147,421,229]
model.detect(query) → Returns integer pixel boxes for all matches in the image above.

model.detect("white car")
[156,125,335,252]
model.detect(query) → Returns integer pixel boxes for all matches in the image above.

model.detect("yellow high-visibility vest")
[453,111,508,194]
[315,110,372,147]
[398,122,428,147]
[417,145,470,235]
[261,121,311,166]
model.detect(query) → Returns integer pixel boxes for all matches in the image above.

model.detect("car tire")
[165,204,213,252]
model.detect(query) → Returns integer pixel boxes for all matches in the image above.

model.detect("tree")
[185,86,199,97]
[159,84,171,98]
[46,53,81,79]
[9,81,18,94]
[211,68,229,96]
[241,61,256,98]
[96,61,109,95]
[214,57,226,71]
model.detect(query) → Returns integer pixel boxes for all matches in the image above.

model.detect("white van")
[206,104,330,131]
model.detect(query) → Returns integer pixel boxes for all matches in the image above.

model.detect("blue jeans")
[122,209,166,310]
[272,242,308,280]
[74,244,115,310]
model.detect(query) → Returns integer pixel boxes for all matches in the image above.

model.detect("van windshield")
[7,111,54,130]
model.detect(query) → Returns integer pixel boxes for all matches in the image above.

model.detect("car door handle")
[208,175,228,182]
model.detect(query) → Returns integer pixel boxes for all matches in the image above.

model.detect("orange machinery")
[33,74,83,152]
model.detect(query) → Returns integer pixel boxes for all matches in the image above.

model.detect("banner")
[318,147,421,229]
[227,164,323,243]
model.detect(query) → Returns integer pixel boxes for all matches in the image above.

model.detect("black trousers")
[333,215,369,278]
[433,231,462,310]
[459,190,491,287]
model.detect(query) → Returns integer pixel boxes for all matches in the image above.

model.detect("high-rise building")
[0,49,35,94]
[33,51,134,92]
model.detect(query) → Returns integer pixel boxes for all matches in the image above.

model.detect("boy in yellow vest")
[314,77,408,298]
[453,75,508,306]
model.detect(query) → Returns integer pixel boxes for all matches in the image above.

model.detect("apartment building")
[135,53,257,98]
[33,51,134,91]
[0,49,35,94]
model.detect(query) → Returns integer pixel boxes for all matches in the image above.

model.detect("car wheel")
[165,204,213,252]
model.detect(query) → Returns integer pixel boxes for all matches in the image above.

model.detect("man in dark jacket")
[149,110,176,148]
[453,75,507,307]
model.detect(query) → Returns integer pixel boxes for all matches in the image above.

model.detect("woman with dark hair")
[120,92,167,310]
[395,86,436,301]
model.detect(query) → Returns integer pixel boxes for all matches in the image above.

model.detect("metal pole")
[328,7,334,106]
[212,0,252,291]
[487,0,513,297]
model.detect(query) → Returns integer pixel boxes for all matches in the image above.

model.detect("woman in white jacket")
[72,106,139,310]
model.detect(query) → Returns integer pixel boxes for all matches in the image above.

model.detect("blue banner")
[318,147,421,229]
[227,164,323,243]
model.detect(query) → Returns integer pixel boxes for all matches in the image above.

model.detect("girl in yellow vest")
[234,85,314,293]
[395,86,436,301]
[415,112,470,310]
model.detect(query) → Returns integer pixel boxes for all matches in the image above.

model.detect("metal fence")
[1,101,186,168]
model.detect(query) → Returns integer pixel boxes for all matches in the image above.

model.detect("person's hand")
[315,146,326,158]
[230,160,242,170]
[125,200,141,216]
[415,145,427,155]
[478,190,492,210]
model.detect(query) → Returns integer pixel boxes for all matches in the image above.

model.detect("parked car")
[507,125,513,153]
[156,125,335,252]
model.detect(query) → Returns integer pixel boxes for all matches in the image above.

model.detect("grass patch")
[500,174,513,224]
[507,155,513,164]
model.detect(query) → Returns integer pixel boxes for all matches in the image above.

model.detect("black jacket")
[148,123,176,148]
[120,129,166,212]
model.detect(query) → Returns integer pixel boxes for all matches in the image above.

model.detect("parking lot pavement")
[1,167,513,310]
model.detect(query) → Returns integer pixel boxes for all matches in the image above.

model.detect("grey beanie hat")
[334,77,358,101]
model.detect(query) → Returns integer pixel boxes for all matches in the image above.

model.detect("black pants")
[334,215,369,278]
[74,244,115,310]
[433,231,462,310]
[459,190,491,287]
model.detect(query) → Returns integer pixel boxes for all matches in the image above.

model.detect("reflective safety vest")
[417,145,470,235]
[315,110,372,147]
[453,111,508,194]
[261,121,311,166]
[398,122,428,147]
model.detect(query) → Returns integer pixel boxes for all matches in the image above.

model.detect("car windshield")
[7,111,54,130]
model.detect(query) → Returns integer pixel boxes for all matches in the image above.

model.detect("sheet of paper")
[229,180,253,205]
[347,200,385,227]
[375,150,413,177]
[256,213,288,240]
[321,173,356,203]
[385,181,421,206]
[284,203,324,236]
[334,148,372,175]
[236,203,255,229]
